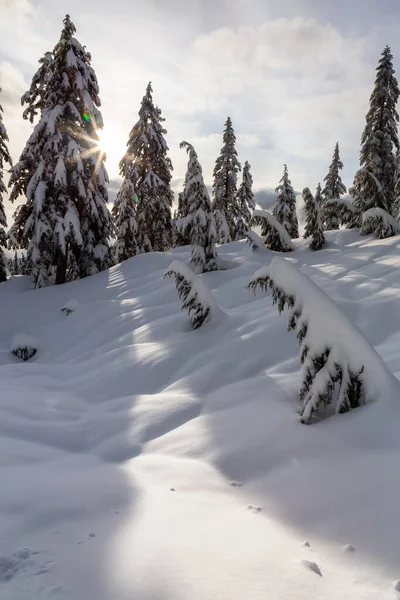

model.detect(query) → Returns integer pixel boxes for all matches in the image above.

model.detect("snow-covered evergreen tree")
[121,82,173,253]
[272,165,299,239]
[350,46,399,218]
[8,53,53,251]
[321,142,347,230]
[112,171,139,264]
[8,15,113,287]
[235,161,255,240]
[173,190,191,247]
[178,141,218,273]
[302,187,325,251]
[0,88,12,283]
[13,251,20,275]
[314,182,322,205]
[212,117,241,243]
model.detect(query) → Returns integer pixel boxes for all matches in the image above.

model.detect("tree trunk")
[55,242,68,285]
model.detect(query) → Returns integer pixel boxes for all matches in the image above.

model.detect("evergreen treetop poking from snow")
[350,46,399,216]
[314,182,322,205]
[121,82,174,253]
[178,141,218,274]
[272,164,299,239]
[303,187,325,251]
[0,88,12,283]
[8,14,113,287]
[321,142,347,230]
[212,117,241,243]
[235,161,255,240]
[251,209,294,252]
[247,257,389,423]
[112,175,139,263]
[165,260,218,329]
[361,207,400,239]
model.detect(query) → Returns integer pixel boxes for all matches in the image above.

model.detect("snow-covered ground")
[1,230,400,599]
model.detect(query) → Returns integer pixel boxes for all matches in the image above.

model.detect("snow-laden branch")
[165,260,218,330]
[247,257,390,423]
[251,209,294,252]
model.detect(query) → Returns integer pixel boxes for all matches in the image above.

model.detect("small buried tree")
[251,209,294,252]
[361,207,400,238]
[247,257,390,423]
[165,260,218,330]
[244,230,266,253]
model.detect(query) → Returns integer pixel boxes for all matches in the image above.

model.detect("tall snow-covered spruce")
[112,174,139,263]
[272,165,299,239]
[0,88,12,282]
[212,117,241,243]
[178,141,218,273]
[321,142,347,230]
[121,82,173,253]
[235,161,255,240]
[350,46,399,223]
[8,53,53,253]
[303,187,325,250]
[8,15,113,287]
[173,191,191,247]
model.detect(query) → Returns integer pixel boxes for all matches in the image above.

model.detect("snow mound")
[11,333,38,361]
[165,260,220,329]
[248,257,393,422]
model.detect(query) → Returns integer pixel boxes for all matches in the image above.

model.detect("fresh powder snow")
[2,230,400,599]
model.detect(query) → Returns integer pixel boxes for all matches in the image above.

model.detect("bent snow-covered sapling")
[248,257,390,423]
[165,261,218,330]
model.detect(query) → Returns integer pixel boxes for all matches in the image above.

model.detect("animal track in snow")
[394,580,400,592]
[230,481,243,487]
[301,540,311,547]
[246,504,262,513]
[0,547,32,581]
[300,559,322,577]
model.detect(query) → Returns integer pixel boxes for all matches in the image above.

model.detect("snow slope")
[1,230,400,599]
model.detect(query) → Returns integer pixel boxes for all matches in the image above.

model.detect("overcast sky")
[1,0,400,216]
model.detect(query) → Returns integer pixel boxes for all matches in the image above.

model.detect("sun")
[96,126,127,178]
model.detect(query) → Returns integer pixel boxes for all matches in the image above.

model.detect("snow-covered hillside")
[1,230,400,599]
